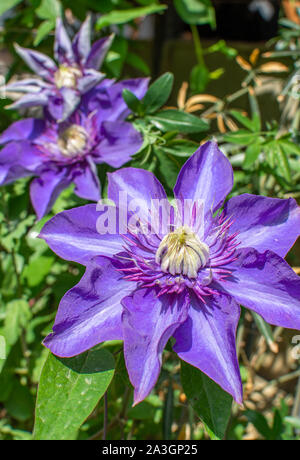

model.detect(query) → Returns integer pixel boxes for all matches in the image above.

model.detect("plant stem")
[191,25,205,67]
[103,392,108,440]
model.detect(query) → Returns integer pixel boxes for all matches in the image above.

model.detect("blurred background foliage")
[0,0,300,440]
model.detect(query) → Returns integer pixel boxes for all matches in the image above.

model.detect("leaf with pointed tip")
[34,347,115,440]
[181,361,232,440]
[143,73,174,114]
[150,109,208,133]
[96,4,167,29]
[123,89,144,115]
[0,0,22,16]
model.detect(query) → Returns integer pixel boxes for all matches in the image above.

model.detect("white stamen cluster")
[58,125,88,157]
[54,65,82,89]
[155,226,210,279]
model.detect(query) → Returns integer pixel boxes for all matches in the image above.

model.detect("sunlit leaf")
[34,348,115,440]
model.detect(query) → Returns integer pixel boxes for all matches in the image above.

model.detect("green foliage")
[96,4,167,30]
[150,109,208,133]
[34,0,62,45]
[181,361,233,440]
[34,348,115,440]
[174,0,215,28]
[0,0,23,16]
[143,73,174,114]
[0,2,300,442]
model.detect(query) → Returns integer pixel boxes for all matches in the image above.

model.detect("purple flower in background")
[0,78,148,219]
[40,142,300,405]
[6,17,114,121]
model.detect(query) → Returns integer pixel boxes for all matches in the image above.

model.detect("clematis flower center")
[54,65,82,89]
[155,226,210,279]
[58,125,88,157]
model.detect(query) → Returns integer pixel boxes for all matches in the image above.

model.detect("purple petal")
[30,167,71,220]
[72,159,101,202]
[7,92,49,110]
[95,121,143,168]
[104,78,149,121]
[47,94,64,120]
[0,141,44,184]
[0,119,45,144]
[85,34,114,70]
[60,87,80,121]
[77,69,104,94]
[174,141,233,216]
[14,44,57,80]
[224,194,300,258]
[44,256,135,357]
[220,248,300,330]
[72,15,91,64]
[84,78,149,122]
[39,204,123,265]
[54,18,74,64]
[0,162,9,183]
[108,167,169,225]
[173,293,243,404]
[6,78,51,93]
[122,288,190,405]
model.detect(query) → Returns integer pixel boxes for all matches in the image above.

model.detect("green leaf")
[123,89,144,114]
[248,90,261,129]
[181,361,233,440]
[252,312,277,352]
[104,36,128,78]
[244,142,261,168]
[150,110,208,133]
[96,4,167,29]
[245,410,272,439]
[143,73,174,114]
[4,300,32,346]
[190,64,210,93]
[34,348,115,440]
[284,417,300,430]
[230,110,260,133]
[174,0,215,27]
[36,0,62,20]
[22,255,54,287]
[223,130,259,146]
[34,20,56,46]
[277,144,292,183]
[265,144,292,183]
[206,40,237,58]
[278,138,300,156]
[0,0,22,16]
[154,147,182,190]
[127,398,160,421]
[5,381,34,422]
[163,139,199,157]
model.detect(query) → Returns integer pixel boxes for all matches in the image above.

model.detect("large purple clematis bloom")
[6,17,114,121]
[0,78,148,219]
[40,142,300,405]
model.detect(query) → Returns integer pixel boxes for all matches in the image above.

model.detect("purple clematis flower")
[6,17,114,121]
[39,142,300,405]
[0,78,148,219]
